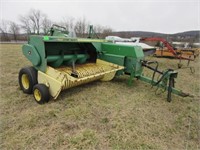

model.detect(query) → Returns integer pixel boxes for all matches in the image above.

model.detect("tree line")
[0,9,113,41]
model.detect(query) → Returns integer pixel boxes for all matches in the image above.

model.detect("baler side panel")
[101,43,144,57]
[124,57,143,76]
[22,44,41,66]
[29,36,47,72]
[99,43,144,76]
[98,54,125,76]
[92,42,102,52]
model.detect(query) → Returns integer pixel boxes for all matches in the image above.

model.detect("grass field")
[0,44,199,149]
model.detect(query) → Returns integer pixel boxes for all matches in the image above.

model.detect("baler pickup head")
[20,33,124,103]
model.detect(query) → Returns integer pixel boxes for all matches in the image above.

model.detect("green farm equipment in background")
[19,25,191,104]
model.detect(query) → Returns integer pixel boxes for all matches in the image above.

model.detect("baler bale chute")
[19,25,192,104]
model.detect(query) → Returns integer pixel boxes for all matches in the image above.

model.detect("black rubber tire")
[33,84,50,104]
[19,67,37,94]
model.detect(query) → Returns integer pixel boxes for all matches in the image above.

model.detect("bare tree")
[19,9,48,35]
[29,9,45,35]
[95,25,103,32]
[18,9,113,39]
[9,21,20,41]
[61,16,75,31]
[74,17,89,37]
[93,24,104,38]
[0,20,10,41]
[42,16,52,35]
[19,15,31,34]
[92,25,113,38]
[101,26,113,38]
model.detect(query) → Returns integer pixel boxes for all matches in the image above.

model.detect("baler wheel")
[33,84,50,104]
[19,67,37,94]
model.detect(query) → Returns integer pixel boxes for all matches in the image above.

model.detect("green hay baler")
[19,25,191,104]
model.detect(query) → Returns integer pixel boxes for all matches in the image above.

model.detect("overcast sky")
[1,0,199,34]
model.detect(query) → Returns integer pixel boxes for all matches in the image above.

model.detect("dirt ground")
[0,44,199,149]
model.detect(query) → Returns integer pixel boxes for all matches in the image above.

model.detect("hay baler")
[19,25,191,104]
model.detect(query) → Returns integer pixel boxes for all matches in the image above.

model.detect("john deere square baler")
[19,25,191,104]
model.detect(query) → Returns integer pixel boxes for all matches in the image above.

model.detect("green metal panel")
[43,36,107,43]
[98,53,125,76]
[97,42,146,85]
[124,57,143,76]
[29,36,47,72]
[101,43,144,58]
[99,43,144,76]
[92,42,102,52]
[98,54,125,66]
[22,44,41,66]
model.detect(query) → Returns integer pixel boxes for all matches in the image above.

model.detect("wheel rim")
[34,89,42,101]
[21,74,29,89]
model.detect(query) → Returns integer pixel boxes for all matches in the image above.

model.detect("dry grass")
[0,44,199,149]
